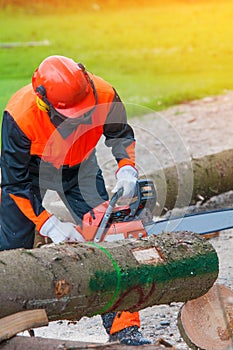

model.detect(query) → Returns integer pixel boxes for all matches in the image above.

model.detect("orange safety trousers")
[110,311,140,334]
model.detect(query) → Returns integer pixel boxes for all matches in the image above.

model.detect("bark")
[0,232,218,322]
[149,149,233,213]
[0,336,166,350]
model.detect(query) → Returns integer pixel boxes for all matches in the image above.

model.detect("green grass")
[0,1,233,119]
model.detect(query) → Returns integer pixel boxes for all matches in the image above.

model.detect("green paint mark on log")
[87,242,122,314]
[89,251,218,292]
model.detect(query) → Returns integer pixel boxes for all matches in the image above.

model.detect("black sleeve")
[103,90,136,165]
[1,112,46,217]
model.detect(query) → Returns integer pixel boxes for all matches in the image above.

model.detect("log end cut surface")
[177,284,233,350]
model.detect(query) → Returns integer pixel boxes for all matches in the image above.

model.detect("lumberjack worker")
[0,55,152,345]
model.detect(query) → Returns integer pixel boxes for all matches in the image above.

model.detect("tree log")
[0,232,218,322]
[148,149,233,213]
[177,284,233,350]
[0,336,166,350]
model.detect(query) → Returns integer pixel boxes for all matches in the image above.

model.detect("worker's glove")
[40,215,85,244]
[112,165,138,199]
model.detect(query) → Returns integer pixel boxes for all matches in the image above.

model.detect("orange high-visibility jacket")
[1,73,136,231]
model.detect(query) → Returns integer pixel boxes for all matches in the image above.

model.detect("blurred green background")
[0,0,233,119]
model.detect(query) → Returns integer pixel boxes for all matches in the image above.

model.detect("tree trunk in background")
[0,232,218,322]
[149,149,233,213]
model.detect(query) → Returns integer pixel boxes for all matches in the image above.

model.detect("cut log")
[0,335,166,350]
[0,310,48,343]
[149,149,233,213]
[177,284,233,350]
[0,232,218,322]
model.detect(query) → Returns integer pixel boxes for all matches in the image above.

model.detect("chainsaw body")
[77,178,233,242]
[78,180,156,242]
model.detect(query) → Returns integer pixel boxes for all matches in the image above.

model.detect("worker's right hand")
[112,165,138,199]
[40,215,85,244]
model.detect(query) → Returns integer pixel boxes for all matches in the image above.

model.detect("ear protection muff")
[35,85,51,112]
[35,84,46,98]
[36,85,52,107]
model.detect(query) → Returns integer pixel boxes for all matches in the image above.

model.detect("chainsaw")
[77,179,233,243]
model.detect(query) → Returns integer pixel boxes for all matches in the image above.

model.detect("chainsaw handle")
[110,187,124,205]
[93,187,123,243]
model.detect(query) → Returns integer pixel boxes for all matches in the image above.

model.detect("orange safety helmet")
[32,55,96,118]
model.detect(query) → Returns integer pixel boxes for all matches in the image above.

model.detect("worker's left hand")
[40,215,85,244]
[112,165,138,199]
